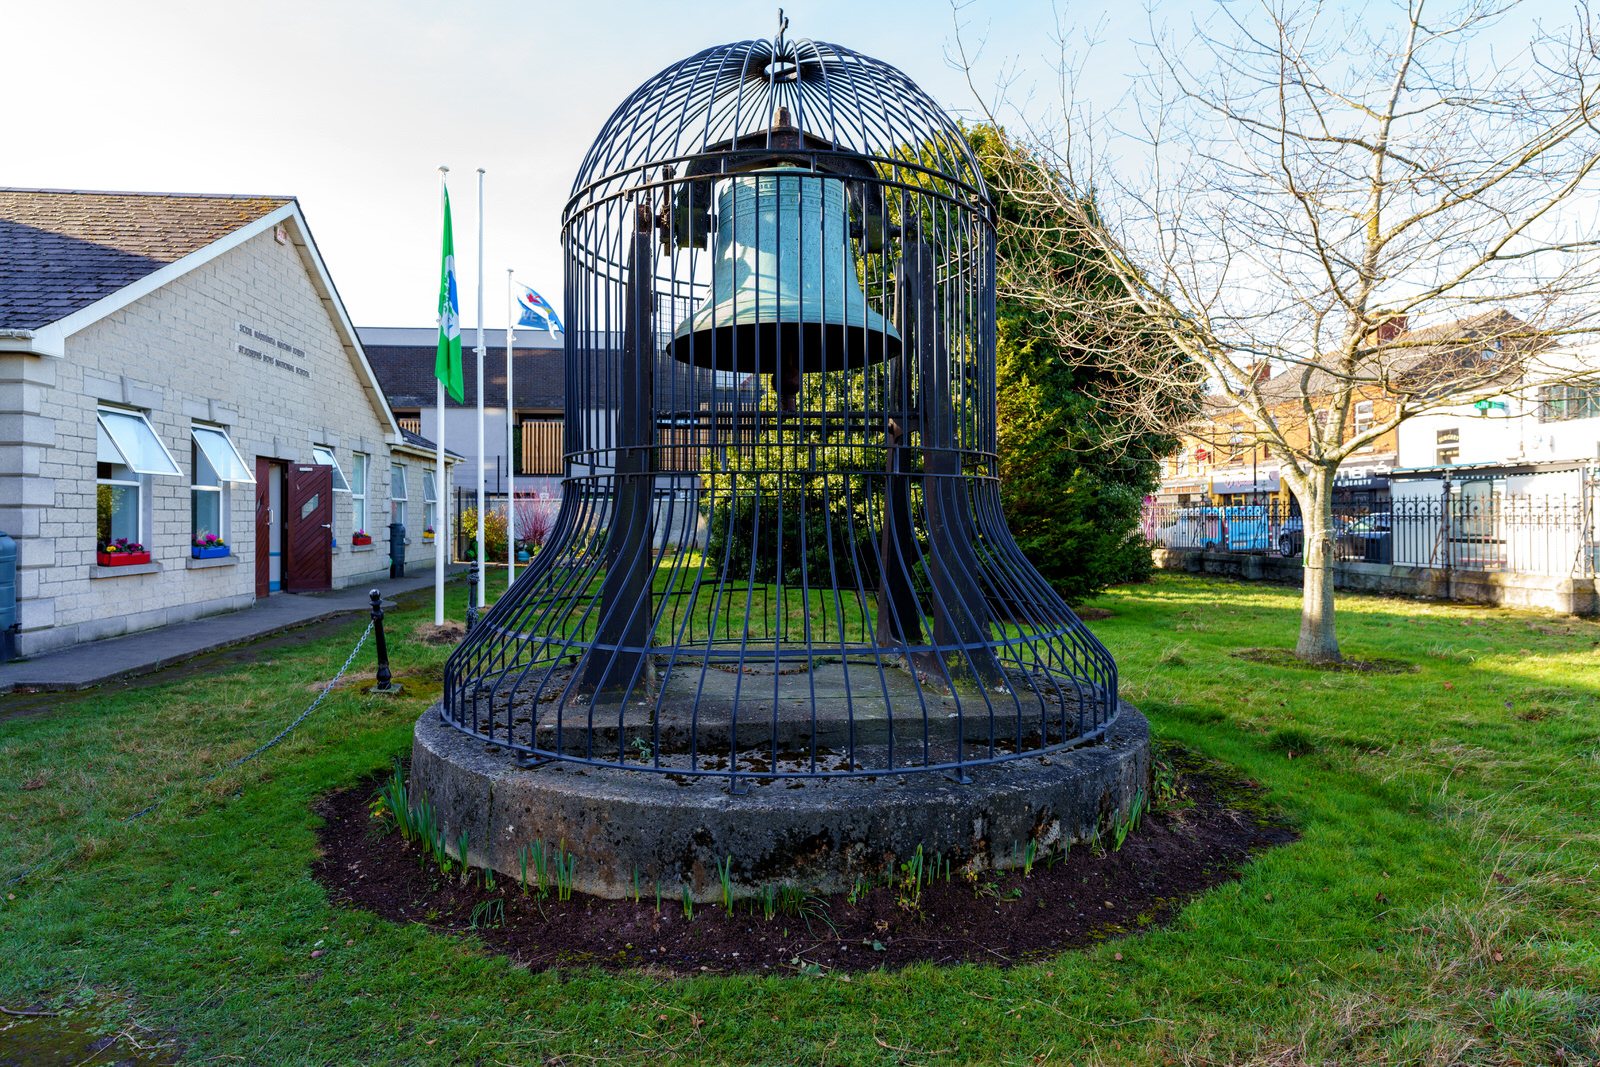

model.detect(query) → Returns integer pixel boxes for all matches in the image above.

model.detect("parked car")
[1151,506,1271,551]
[1276,515,1353,557]
[1339,512,1392,563]
[1151,508,1223,549]
[1277,515,1307,556]
[1218,505,1271,552]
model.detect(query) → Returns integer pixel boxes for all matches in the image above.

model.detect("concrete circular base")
[410,701,1149,900]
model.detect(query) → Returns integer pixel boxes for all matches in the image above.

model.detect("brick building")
[1152,314,1528,511]
[0,189,454,657]
[1161,380,1401,511]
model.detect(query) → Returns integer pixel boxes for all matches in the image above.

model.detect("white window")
[390,463,408,527]
[190,424,253,549]
[423,469,438,534]
[97,451,141,550]
[1539,381,1600,423]
[313,444,350,544]
[96,407,180,552]
[1353,400,1374,438]
[312,445,351,492]
[351,453,369,536]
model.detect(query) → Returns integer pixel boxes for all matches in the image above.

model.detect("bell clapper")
[776,351,801,413]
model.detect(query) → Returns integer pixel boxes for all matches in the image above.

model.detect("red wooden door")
[255,457,273,598]
[285,463,333,592]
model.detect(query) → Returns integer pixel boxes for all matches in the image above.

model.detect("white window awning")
[312,446,351,492]
[96,423,123,465]
[97,408,181,476]
[193,425,256,483]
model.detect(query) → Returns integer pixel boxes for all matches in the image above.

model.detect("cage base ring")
[411,700,1149,900]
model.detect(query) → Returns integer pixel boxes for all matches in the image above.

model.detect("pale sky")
[7,1,1581,334]
[5,0,1140,330]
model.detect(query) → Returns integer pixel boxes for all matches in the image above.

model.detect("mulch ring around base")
[1232,647,1418,673]
[311,752,1295,976]
[413,621,467,645]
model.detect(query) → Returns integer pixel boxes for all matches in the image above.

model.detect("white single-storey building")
[0,188,456,657]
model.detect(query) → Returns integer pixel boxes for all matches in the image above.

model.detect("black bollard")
[466,562,480,633]
[369,589,401,695]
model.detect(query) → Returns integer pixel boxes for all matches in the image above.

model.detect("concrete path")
[0,566,465,693]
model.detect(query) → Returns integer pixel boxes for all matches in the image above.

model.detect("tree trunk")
[1294,468,1342,662]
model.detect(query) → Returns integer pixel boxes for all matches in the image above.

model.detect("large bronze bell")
[668,169,901,400]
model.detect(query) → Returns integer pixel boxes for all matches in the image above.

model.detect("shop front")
[1331,466,1392,509]
[1210,469,1281,506]
[1157,479,1210,506]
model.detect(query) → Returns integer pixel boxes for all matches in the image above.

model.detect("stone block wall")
[1151,548,1598,616]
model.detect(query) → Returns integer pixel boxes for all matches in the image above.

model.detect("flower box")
[191,545,230,559]
[98,551,151,567]
[351,534,373,546]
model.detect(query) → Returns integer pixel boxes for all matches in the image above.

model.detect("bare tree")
[964,0,1600,661]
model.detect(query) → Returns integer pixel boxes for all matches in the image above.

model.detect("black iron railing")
[1141,490,1597,576]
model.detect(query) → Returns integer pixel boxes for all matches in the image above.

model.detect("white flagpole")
[506,269,516,587]
[475,168,487,583]
[435,165,448,627]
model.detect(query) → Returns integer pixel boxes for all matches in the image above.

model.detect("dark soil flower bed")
[310,750,1295,976]
[1232,647,1418,673]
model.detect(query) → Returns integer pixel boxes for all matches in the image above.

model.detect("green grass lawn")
[1,573,1596,1065]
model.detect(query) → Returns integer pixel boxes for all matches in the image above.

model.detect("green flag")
[435,185,464,403]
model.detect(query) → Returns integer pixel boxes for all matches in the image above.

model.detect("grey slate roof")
[1234,310,1531,408]
[398,425,463,459]
[0,188,292,330]
[357,328,765,415]
[358,328,566,410]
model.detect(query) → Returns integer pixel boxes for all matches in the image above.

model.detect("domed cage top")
[442,23,1120,787]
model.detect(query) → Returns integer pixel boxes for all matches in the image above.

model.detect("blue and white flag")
[515,282,563,337]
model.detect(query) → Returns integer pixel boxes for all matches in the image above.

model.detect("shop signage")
[1210,470,1281,494]
[1333,467,1391,491]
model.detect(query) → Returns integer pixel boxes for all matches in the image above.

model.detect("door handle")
[321,523,331,528]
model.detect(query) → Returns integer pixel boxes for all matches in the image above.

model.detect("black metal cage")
[442,25,1120,787]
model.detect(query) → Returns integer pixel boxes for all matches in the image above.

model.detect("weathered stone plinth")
[411,700,1149,900]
